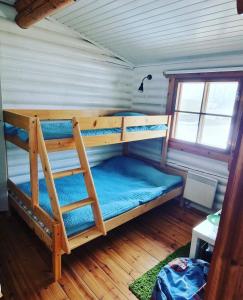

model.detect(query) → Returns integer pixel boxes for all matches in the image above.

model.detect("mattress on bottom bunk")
[17,156,183,237]
[5,120,166,142]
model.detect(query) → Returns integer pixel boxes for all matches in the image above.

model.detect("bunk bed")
[3,109,185,281]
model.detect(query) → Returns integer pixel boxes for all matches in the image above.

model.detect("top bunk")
[3,109,170,151]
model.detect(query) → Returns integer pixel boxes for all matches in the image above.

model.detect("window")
[166,72,243,161]
[173,81,239,150]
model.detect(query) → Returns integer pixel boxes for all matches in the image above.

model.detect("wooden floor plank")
[88,245,138,299]
[0,202,205,300]
[107,233,159,275]
[97,241,141,279]
[0,217,68,300]
[59,265,98,300]
[66,253,128,299]
[122,227,172,261]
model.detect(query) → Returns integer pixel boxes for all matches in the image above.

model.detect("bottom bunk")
[8,155,184,280]
[16,156,183,238]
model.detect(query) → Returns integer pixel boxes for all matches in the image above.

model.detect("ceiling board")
[2,0,243,65]
[51,0,243,65]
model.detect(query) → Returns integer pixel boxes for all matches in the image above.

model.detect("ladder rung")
[60,197,94,213]
[53,168,85,179]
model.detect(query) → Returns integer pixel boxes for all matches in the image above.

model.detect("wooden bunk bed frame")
[3,109,185,281]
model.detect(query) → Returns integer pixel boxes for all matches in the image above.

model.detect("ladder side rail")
[36,119,70,253]
[72,117,106,235]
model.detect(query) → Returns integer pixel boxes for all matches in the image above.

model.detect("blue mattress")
[18,156,182,237]
[4,120,166,142]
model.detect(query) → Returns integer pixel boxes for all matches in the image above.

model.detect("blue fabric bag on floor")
[151,258,209,300]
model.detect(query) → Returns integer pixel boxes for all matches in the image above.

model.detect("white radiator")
[183,172,218,209]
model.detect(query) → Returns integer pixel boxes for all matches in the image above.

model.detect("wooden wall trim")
[165,72,243,163]
[169,139,230,162]
[237,0,243,14]
[164,71,243,80]
[205,113,243,299]
[229,79,243,168]
[166,76,177,115]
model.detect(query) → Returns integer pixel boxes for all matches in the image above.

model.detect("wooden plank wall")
[0,3,132,194]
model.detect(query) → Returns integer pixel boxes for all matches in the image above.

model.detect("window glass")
[205,82,238,116]
[177,82,204,112]
[172,79,238,150]
[200,116,231,149]
[174,112,199,143]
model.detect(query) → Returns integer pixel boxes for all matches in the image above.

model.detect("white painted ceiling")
[3,0,243,66]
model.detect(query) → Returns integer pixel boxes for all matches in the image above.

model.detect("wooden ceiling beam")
[15,0,74,29]
[237,0,243,14]
[15,0,34,12]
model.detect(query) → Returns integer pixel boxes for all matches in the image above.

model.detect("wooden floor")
[0,201,204,300]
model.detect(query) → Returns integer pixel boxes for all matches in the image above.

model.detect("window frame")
[166,72,243,162]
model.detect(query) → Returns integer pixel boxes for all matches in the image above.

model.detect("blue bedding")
[4,121,166,142]
[18,156,182,237]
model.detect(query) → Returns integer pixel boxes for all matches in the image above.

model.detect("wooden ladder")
[36,117,106,254]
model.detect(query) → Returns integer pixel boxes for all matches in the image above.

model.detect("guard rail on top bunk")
[3,109,170,151]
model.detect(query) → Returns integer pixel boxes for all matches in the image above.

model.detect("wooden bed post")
[29,117,38,208]
[161,115,171,166]
[52,223,62,281]
[161,115,185,206]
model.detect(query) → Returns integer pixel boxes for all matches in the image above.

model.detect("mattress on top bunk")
[4,112,167,142]
[17,156,183,237]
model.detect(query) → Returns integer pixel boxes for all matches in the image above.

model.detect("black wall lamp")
[138,74,152,92]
